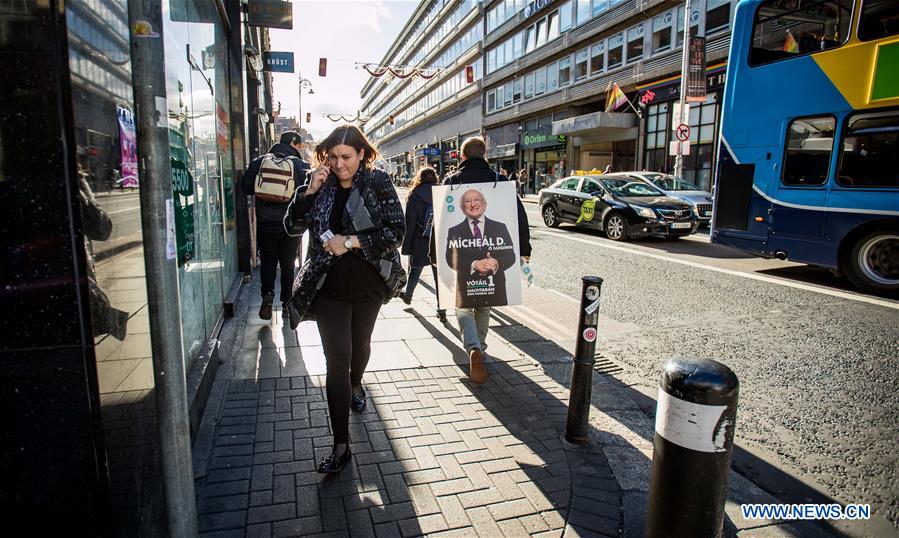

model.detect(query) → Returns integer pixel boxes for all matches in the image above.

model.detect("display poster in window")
[116,106,139,188]
[433,181,522,309]
[170,157,195,266]
[687,36,707,102]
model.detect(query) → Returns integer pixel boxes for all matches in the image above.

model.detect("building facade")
[0,0,270,533]
[361,0,484,180]
[364,0,735,194]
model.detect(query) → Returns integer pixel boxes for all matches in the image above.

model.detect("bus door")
[767,116,835,264]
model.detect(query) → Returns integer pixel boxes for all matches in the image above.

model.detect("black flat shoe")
[317,447,352,474]
[350,389,367,413]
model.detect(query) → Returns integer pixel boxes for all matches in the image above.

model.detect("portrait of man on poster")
[444,188,516,307]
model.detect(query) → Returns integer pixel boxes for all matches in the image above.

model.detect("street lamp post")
[298,74,313,132]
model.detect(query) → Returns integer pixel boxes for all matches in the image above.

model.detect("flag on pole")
[782,30,799,53]
[605,82,628,111]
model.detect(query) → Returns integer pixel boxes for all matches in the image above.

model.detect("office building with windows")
[361,0,483,179]
[482,0,735,192]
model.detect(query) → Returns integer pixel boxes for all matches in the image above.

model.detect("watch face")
[344,238,353,249]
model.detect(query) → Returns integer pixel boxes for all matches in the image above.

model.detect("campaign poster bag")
[255,154,298,203]
[433,181,521,309]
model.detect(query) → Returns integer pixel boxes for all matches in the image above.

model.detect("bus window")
[837,111,899,188]
[749,0,851,66]
[783,116,835,186]
[858,0,899,41]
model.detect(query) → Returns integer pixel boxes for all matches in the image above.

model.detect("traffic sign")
[675,123,691,142]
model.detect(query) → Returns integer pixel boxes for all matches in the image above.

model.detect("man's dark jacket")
[240,142,310,230]
[429,157,532,263]
[445,215,515,308]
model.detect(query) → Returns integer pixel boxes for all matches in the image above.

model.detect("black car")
[538,175,699,240]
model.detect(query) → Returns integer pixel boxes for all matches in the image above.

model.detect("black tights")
[313,294,381,445]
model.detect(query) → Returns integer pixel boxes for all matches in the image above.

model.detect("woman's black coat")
[401,182,435,268]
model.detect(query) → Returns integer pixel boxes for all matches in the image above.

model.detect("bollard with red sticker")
[565,276,603,445]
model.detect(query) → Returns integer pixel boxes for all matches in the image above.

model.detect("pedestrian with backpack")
[399,167,446,322]
[240,131,310,319]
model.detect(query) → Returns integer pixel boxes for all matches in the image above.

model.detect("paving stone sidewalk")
[193,276,623,538]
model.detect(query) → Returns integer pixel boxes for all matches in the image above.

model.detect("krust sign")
[262,51,294,73]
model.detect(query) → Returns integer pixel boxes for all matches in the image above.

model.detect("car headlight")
[630,205,656,219]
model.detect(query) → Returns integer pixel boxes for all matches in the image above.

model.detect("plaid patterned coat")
[282,167,406,328]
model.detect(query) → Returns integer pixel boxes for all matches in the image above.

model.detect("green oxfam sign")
[522,133,566,148]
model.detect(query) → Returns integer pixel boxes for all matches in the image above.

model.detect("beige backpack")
[255,154,298,203]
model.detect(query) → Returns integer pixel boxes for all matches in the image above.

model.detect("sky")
[268,0,420,141]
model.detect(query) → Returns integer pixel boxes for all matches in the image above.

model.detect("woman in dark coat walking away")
[283,124,406,474]
[399,167,446,322]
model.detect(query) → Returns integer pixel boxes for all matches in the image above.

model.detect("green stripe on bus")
[872,42,899,101]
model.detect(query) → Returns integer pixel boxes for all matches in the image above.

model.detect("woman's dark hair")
[406,167,438,200]
[314,124,379,169]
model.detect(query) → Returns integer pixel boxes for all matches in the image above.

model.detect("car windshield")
[643,173,702,191]
[601,178,663,197]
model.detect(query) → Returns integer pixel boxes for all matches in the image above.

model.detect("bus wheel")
[843,231,899,295]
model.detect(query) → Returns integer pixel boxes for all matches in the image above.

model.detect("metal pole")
[298,73,302,132]
[565,276,603,444]
[673,0,692,178]
[646,357,739,538]
[126,1,197,536]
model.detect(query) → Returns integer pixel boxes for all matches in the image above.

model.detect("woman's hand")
[323,235,357,256]
[306,165,329,195]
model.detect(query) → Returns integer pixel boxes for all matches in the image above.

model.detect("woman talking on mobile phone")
[283,124,406,474]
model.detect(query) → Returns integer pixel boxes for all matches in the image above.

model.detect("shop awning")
[552,112,639,144]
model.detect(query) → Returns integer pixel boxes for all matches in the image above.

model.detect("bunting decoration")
[359,63,440,80]
[324,113,371,123]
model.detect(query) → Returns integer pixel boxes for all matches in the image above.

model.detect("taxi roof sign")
[574,169,605,176]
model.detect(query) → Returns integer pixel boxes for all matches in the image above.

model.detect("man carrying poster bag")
[430,136,532,384]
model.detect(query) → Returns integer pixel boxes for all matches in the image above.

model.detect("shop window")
[525,72,535,98]
[858,0,899,41]
[838,110,899,188]
[750,0,851,65]
[513,78,523,103]
[535,66,546,95]
[626,24,644,63]
[607,33,624,69]
[782,115,835,186]
[705,0,731,34]
[652,10,673,53]
[547,61,559,92]
[577,0,591,25]
[559,57,572,86]
[548,12,560,41]
[643,103,670,173]
[575,48,588,80]
[590,42,605,74]
[593,0,608,17]
[560,1,573,32]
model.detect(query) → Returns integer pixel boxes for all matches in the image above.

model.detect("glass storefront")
[163,1,240,366]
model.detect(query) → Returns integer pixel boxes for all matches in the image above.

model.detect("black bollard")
[565,276,603,445]
[645,357,739,538]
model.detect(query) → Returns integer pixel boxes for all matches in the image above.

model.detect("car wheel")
[842,230,899,295]
[542,204,560,228]
[604,213,628,241]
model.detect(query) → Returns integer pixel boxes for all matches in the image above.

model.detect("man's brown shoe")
[468,348,488,384]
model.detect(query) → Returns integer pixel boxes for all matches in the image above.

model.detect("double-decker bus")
[712,0,898,294]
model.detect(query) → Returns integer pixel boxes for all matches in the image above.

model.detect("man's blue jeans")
[456,306,490,354]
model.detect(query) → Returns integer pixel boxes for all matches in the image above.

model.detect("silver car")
[610,172,714,224]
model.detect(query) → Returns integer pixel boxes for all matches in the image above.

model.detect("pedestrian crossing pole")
[673,0,692,179]
[565,276,604,444]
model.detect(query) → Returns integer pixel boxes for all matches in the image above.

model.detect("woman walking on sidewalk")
[399,167,446,322]
[283,125,405,474]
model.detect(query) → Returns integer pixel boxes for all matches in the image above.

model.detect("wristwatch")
[344,236,353,250]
